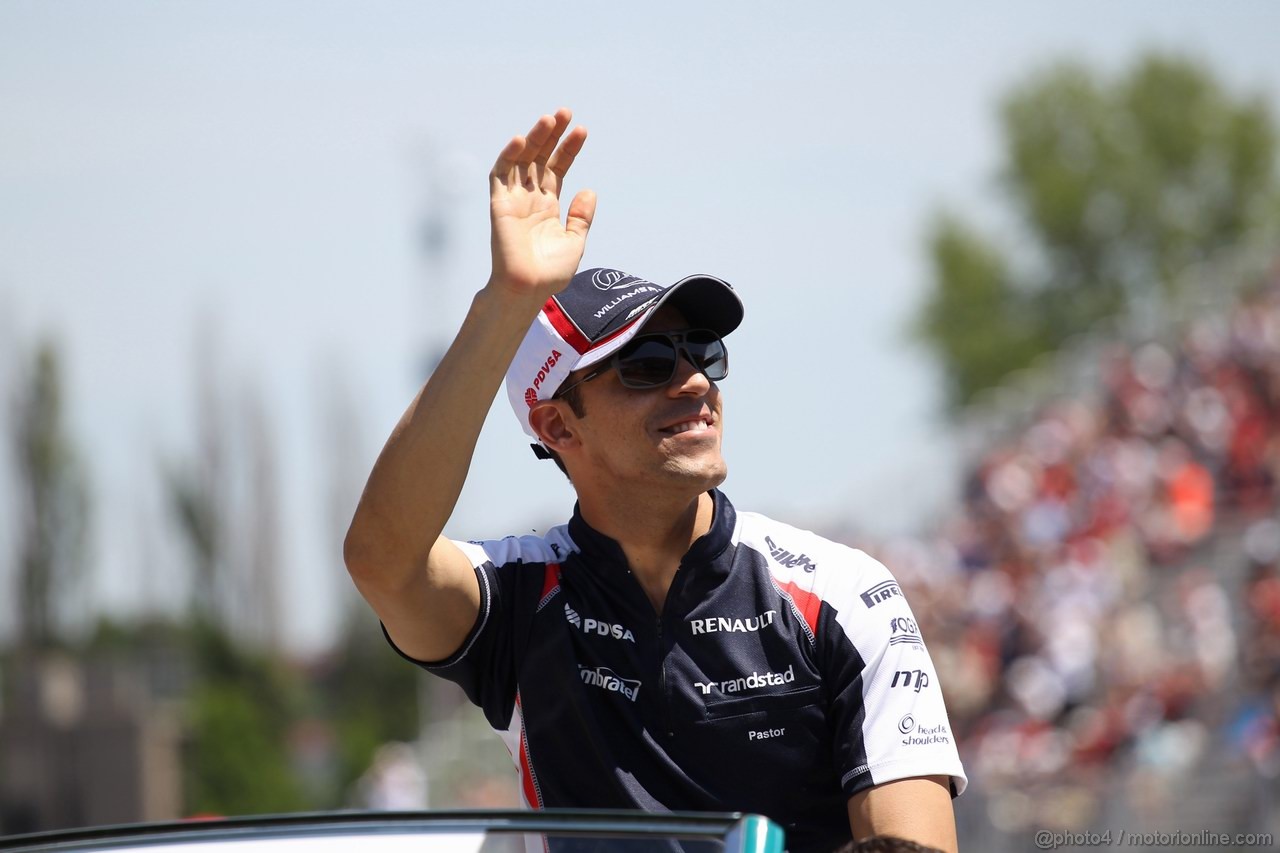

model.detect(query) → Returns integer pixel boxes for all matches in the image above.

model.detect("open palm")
[489,108,596,300]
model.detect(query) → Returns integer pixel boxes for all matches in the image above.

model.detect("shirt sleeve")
[818,549,968,799]
[381,535,554,732]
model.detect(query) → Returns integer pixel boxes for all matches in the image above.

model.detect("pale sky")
[2,1,1278,651]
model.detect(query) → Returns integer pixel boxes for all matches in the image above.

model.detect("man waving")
[345,109,966,853]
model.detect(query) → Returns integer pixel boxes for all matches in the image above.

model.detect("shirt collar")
[567,489,736,570]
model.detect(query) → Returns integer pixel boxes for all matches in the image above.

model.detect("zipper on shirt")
[657,616,674,738]
[627,560,686,741]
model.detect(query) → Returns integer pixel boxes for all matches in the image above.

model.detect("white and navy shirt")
[388,490,966,853]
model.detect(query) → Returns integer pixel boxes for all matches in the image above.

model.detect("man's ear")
[529,401,579,452]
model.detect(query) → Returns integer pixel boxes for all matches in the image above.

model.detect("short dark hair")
[833,837,945,853]
[544,384,586,480]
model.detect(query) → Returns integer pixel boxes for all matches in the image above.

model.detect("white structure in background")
[355,742,428,811]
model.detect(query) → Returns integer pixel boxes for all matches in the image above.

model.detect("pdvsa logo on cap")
[591,269,644,291]
[524,349,563,407]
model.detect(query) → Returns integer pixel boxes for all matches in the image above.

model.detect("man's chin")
[662,456,727,490]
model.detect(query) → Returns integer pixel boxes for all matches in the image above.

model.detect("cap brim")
[640,274,744,338]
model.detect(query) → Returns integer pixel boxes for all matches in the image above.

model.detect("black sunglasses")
[554,329,729,398]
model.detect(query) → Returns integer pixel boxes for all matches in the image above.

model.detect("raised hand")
[488,108,596,300]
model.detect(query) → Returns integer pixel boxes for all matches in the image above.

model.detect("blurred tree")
[184,625,308,815]
[917,52,1280,410]
[10,339,89,650]
[917,214,1055,408]
[164,329,285,648]
[316,359,367,624]
[311,361,430,806]
[316,612,421,806]
[239,386,282,652]
[161,328,302,814]
[163,331,227,630]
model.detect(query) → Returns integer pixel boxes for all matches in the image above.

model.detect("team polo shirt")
[388,490,966,853]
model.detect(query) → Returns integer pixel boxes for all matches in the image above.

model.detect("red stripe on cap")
[543,298,652,355]
[774,579,822,638]
[543,299,591,354]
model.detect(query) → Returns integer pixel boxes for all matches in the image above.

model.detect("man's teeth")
[669,420,708,435]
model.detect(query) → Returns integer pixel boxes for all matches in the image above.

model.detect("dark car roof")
[0,810,785,853]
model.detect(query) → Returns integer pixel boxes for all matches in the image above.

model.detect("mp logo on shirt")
[579,665,641,701]
[564,604,635,642]
[890,669,930,693]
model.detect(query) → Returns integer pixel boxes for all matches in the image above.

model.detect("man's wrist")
[469,283,549,335]
[478,277,553,311]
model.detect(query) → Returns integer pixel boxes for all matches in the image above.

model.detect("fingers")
[565,189,596,241]
[529,108,572,166]
[490,110,572,189]
[546,124,588,183]
[518,113,559,166]
[489,109,589,218]
[491,113,554,181]
[491,135,526,184]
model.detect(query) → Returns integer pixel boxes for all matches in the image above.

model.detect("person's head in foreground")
[506,266,742,497]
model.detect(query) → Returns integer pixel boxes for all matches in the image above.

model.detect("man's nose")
[668,352,712,396]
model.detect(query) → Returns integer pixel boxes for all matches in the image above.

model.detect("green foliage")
[916,215,1053,409]
[11,339,89,649]
[185,680,307,815]
[80,606,423,814]
[84,617,312,816]
[165,464,221,622]
[917,52,1280,410]
[316,613,422,804]
[183,626,310,816]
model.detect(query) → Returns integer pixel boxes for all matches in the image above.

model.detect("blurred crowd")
[862,267,1280,833]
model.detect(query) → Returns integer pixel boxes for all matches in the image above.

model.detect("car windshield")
[0,810,784,853]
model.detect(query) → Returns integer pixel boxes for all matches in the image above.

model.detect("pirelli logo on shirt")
[860,580,902,609]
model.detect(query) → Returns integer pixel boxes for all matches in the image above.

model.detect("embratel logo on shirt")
[764,536,818,573]
[888,616,924,650]
[689,609,777,636]
[695,665,795,696]
[860,580,902,609]
[564,604,635,642]
[578,665,641,701]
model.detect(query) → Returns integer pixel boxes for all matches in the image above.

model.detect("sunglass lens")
[685,331,728,381]
[617,338,679,388]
